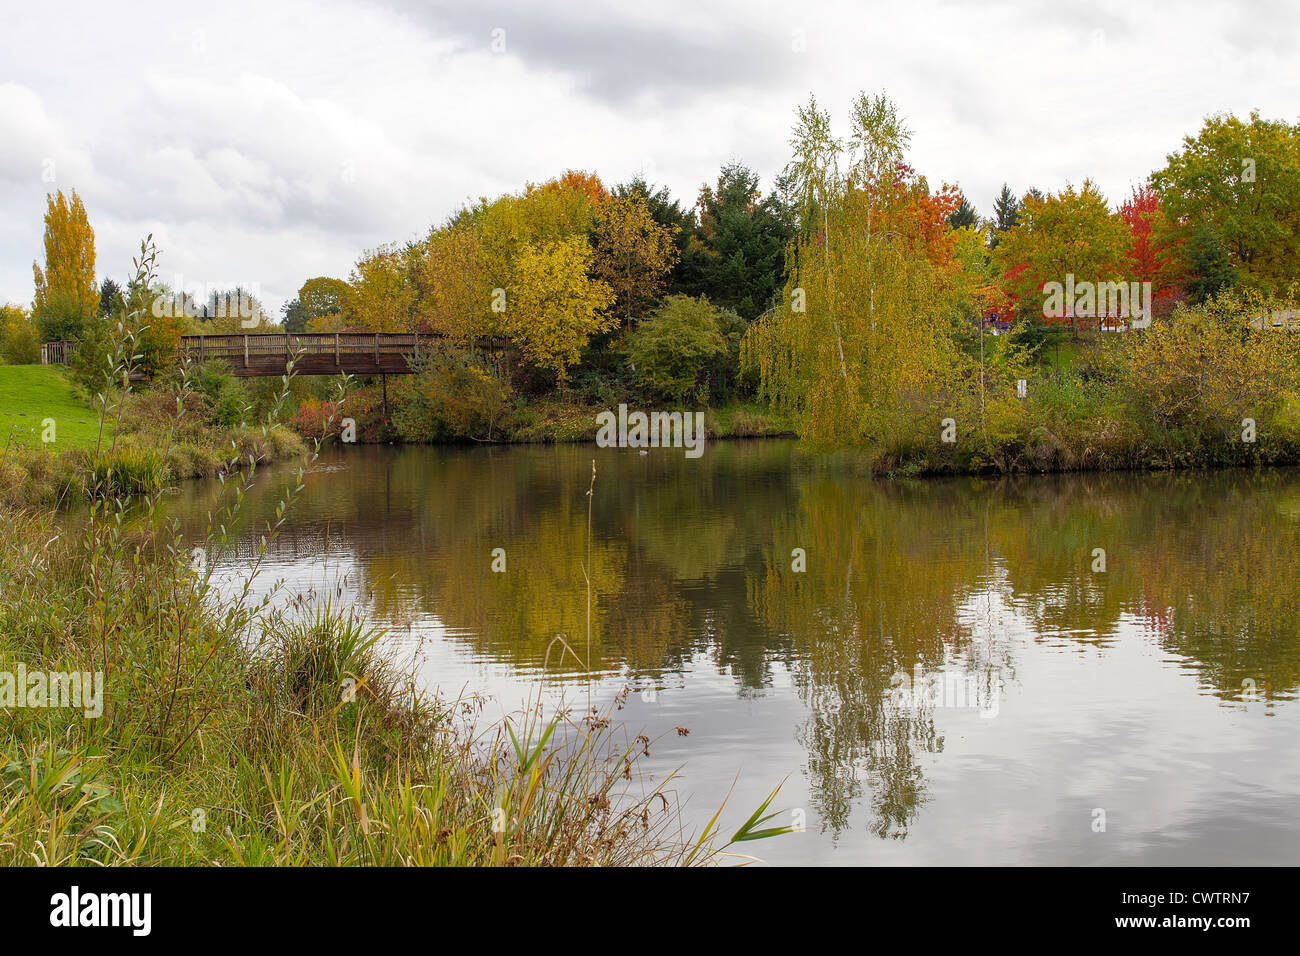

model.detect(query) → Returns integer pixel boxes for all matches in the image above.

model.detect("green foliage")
[992,184,1020,235]
[192,366,252,429]
[1151,109,1300,296]
[947,196,979,229]
[86,445,166,498]
[0,304,40,365]
[36,287,95,343]
[254,604,381,717]
[689,163,793,320]
[1012,315,1074,361]
[627,295,729,402]
[68,318,113,397]
[280,297,308,333]
[1183,223,1237,303]
[98,279,122,318]
[392,344,511,441]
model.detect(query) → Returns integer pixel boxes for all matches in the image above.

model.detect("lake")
[166,440,1300,865]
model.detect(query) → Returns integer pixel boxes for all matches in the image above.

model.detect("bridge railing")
[38,332,506,374]
[180,333,428,365]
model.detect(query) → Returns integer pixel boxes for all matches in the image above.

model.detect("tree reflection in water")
[165,442,1300,841]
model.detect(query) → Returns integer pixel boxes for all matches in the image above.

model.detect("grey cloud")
[392,0,805,107]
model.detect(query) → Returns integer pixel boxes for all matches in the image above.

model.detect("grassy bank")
[504,398,797,444]
[0,506,776,865]
[0,364,307,509]
[0,365,103,451]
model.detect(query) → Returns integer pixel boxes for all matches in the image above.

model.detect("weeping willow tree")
[742,92,967,449]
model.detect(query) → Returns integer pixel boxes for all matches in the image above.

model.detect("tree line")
[8,94,1299,455]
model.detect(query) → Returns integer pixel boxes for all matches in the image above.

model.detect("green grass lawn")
[0,364,104,451]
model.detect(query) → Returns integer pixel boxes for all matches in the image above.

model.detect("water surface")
[167,441,1300,865]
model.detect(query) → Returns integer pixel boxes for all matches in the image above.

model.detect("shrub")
[192,366,252,428]
[1121,292,1300,458]
[627,295,729,403]
[393,344,511,442]
[0,305,40,365]
[289,397,341,439]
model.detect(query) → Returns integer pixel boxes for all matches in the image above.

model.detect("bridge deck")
[175,332,501,376]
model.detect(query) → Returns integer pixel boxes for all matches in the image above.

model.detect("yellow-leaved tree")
[0,304,40,364]
[592,192,679,330]
[991,181,1131,332]
[741,92,967,449]
[503,237,614,385]
[417,222,494,349]
[344,245,416,332]
[32,189,97,342]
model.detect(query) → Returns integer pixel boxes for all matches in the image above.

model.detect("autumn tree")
[137,285,188,379]
[32,189,97,342]
[592,192,679,330]
[951,222,997,319]
[544,169,609,206]
[502,236,614,385]
[300,277,350,322]
[613,176,700,296]
[417,222,494,349]
[465,176,616,374]
[286,276,348,333]
[1118,184,1180,308]
[1151,110,1300,296]
[341,246,416,332]
[991,181,1131,332]
[741,92,967,447]
[472,177,604,294]
[780,93,847,387]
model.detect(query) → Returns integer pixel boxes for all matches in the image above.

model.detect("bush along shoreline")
[277,293,1300,482]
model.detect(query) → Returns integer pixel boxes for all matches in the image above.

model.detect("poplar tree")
[32,189,97,341]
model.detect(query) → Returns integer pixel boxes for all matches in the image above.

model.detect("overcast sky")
[2,0,1298,313]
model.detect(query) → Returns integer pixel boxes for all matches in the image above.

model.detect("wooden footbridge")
[183,332,432,377]
[45,332,504,378]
